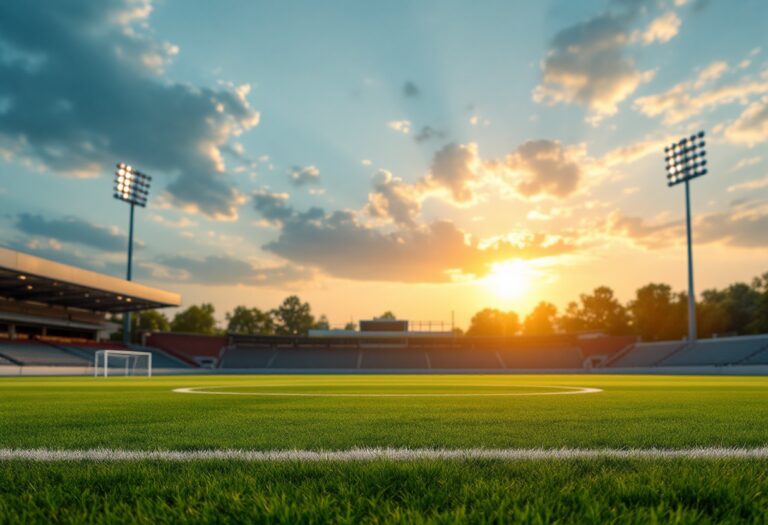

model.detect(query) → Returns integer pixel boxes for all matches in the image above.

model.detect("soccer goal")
[94,350,152,377]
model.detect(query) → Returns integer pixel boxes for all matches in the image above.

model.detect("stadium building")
[0,246,188,372]
[2,245,768,375]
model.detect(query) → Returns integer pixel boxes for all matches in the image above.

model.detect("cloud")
[382,139,591,208]
[598,136,671,167]
[0,0,259,220]
[253,196,574,283]
[533,7,656,123]
[634,66,768,124]
[731,156,763,171]
[608,200,768,249]
[387,120,412,134]
[413,125,445,143]
[421,143,481,204]
[155,254,314,287]
[727,177,768,193]
[502,140,584,198]
[402,81,420,98]
[724,96,768,146]
[252,190,294,224]
[288,165,321,186]
[15,213,127,252]
[367,170,421,227]
[635,12,681,44]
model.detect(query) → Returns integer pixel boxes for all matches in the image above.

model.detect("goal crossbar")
[94,350,152,377]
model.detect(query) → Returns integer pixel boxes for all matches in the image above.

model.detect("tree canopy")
[170,303,218,335]
[272,295,315,336]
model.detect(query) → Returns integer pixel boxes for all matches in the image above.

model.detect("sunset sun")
[482,260,532,300]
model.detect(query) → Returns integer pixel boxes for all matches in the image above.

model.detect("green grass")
[2,374,768,523]
[2,374,768,449]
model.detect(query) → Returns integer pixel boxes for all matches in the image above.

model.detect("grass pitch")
[2,374,768,523]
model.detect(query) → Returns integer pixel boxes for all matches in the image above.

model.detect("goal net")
[94,350,152,377]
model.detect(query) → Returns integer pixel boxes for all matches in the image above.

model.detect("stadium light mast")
[113,162,152,344]
[664,131,707,343]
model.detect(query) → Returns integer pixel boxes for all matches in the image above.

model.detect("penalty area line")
[2,447,768,462]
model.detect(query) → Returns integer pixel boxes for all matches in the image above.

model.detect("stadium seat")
[425,349,502,369]
[0,341,90,366]
[659,336,768,366]
[360,349,429,369]
[498,346,583,369]
[608,342,686,367]
[269,348,359,369]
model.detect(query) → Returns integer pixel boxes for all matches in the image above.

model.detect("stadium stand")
[658,335,768,367]
[498,346,584,369]
[0,353,19,365]
[425,349,502,369]
[218,347,277,368]
[145,332,225,367]
[0,340,89,366]
[359,349,429,369]
[578,335,637,359]
[607,341,686,367]
[270,348,359,369]
[42,340,191,369]
[739,343,768,365]
[220,334,595,370]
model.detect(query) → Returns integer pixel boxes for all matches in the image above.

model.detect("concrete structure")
[0,246,181,340]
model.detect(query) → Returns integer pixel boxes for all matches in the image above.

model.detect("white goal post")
[94,350,152,377]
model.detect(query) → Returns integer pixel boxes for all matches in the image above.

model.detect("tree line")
[466,271,768,340]
[122,271,768,341]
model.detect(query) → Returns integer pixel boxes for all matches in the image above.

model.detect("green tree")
[376,311,397,320]
[629,283,686,341]
[750,272,768,333]
[697,290,729,338]
[343,321,357,331]
[171,303,218,335]
[272,295,315,336]
[225,306,274,335]
[135,310,171,332]
[697,283,761,336]
[522,302,558,336]
[559,286,630,335]
[466,308,519,336]
[314,314,330,330]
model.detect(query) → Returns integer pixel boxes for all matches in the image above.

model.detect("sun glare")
[482,260,531,300]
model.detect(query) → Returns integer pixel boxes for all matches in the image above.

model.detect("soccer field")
[2,374,768,523]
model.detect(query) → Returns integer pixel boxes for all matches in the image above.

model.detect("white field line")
[172,385,603,397]
[2,447,768,462]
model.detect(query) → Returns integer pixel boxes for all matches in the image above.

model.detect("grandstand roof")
[0,246,181,312]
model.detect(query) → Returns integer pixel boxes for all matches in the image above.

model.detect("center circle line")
[172,385,603,397]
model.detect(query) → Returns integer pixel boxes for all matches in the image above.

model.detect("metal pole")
[684,180,697,342]
[122,203,135,344]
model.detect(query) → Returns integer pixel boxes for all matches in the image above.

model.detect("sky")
[0,0,766,329]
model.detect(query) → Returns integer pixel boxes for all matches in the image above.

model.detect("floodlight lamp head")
[663,131,708,187]
[113,161,152,207]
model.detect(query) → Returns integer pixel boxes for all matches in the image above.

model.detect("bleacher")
[25,340,191,369]
[219,334,591,370]
[270,348,359,369]
[0,340,89,366]
[658,335,768,367]
[740,345,768,365]
[0,354,17,365]
[145,333,226,367]
[498,346,584,369]
[608,341,686,367]
[426,349,502,369]
[360,349,429,369]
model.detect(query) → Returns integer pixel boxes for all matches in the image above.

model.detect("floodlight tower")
[664,131,707,342]
[113,162,152,344]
